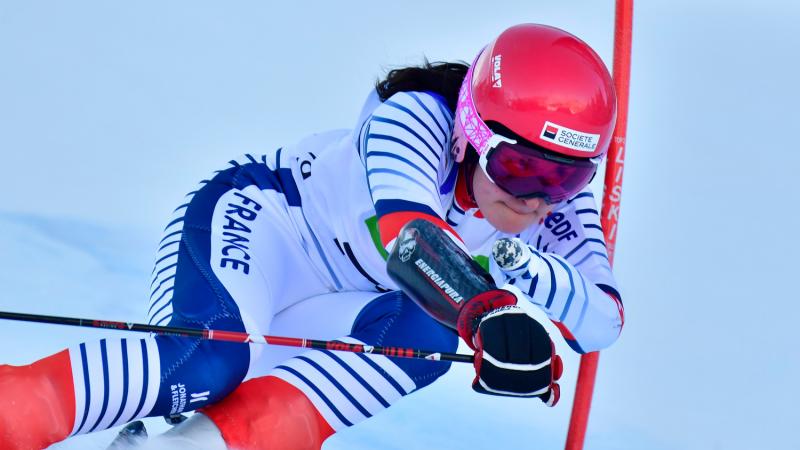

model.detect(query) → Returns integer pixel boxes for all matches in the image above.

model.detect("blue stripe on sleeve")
[439,162,458,195]
[369,117,442,163]
[575,208,599,216]
[366,133,438,173]
[564,238,607,260]
[583,223,603,231]
[384,99,445,148]
[373,199,439,220]
[548,256,577,322]
[357,120,370,161]
[276,365,353,426]
[431,94,454,127]
[540,255,558,310]
[526,273,540,298]
[567,192,595,204]
[408,92,449,142]
[367,184,403,198]
[297,356,372,419]
[367,168,433,194]
[574,272,591,334]
[573,251,610,268]
[366,151,437,186]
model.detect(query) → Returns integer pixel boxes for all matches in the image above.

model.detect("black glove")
[457,289,563,405]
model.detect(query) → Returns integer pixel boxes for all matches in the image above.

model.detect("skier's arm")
[360,90,463,253]
[387,219,562,404]
[493,188,624,354]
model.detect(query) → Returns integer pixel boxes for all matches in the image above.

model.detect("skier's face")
[472,166,552,234]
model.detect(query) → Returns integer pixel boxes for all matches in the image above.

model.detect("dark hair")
[376,60,469,113]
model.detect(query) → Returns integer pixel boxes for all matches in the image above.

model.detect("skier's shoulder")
[376,90,454,129]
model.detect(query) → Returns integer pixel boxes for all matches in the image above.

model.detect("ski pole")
[0,310,474,363]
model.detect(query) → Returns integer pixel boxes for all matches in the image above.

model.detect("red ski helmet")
[452,24,616,202]
[453,23,616,161]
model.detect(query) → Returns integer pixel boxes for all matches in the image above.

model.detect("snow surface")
[1,1,799,449]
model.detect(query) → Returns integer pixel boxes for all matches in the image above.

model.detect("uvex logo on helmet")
[491,54,502,88]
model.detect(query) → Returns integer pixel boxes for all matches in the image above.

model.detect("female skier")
[0,23,624,449]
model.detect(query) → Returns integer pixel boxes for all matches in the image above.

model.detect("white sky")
[1,1,799,449]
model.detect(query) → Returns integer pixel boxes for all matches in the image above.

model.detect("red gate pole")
[564,1,633,449]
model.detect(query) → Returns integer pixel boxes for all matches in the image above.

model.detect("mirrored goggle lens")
[486,142,597,203]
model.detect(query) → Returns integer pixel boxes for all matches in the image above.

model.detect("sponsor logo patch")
[492,54,503,88]
[414,258,465,304]
[398,228,418,263]
[540,121,600,153]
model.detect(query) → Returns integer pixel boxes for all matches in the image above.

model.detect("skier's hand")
[456,289,562,405]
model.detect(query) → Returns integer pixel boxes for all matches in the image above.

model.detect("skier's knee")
[156,336,250,413]
[351,291,459,389]
[189,339,250,405]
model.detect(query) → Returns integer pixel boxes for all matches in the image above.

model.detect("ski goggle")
[456,59,600,204]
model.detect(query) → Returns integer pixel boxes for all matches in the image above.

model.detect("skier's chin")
[484,204,541,234]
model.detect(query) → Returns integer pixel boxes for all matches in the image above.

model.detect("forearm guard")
[386,218,496,330]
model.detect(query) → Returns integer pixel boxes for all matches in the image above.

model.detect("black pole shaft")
[0,311,474,363]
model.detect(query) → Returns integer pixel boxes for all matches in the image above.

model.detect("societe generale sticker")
[540,121,600,153]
